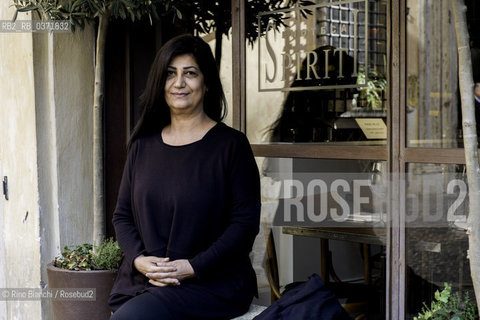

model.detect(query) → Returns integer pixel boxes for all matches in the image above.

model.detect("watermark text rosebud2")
[272,173,468,227]
[284,179,373,223]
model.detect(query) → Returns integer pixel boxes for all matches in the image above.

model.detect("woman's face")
[164,53,207,116]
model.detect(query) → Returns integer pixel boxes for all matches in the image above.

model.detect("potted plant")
[352,69,387,110]
[46,238,122,320]
[414,283,479,320]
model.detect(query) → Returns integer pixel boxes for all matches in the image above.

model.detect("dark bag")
[253,273,351,320]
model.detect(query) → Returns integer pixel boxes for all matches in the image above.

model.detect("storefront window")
[406,0,480,148]
[255,157,387,318]
[246,0,388,145]
[405,163,474,319]
[236,0,480,317]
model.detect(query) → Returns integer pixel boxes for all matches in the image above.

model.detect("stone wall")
[0,1,95,318]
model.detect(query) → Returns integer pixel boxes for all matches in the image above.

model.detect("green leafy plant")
[414,283,478,320]
[353,69,387,110]
[91,238,123,270]
[53,238,122,271]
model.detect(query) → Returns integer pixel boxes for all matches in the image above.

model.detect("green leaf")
[71,0,85,11]
[148,4,160,23]
[87,0,101,14]
[128,8,135,21]
[17,5,38,12]
[175,7,182,19]
[120,0,134,6]
[119,5,126,19]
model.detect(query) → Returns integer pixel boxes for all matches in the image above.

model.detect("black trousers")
[110,292,175,320]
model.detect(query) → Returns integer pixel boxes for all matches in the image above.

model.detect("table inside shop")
[282,223,387,284]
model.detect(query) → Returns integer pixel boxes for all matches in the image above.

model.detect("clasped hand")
[134,255,195,287]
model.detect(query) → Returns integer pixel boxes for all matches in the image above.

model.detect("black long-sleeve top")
[110,122,261,318]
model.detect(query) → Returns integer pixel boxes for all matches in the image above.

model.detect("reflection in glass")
[246,0,388,145]
[405,163,475,319]
[406,0,480,148]
[256,157,387,319]
[268,47,362,143]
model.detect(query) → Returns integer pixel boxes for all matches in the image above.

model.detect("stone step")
[231,304,267,320]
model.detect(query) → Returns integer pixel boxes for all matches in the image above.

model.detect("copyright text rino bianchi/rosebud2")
[0,288,96,301]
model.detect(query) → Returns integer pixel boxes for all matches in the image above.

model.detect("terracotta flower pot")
[46,263,117,320]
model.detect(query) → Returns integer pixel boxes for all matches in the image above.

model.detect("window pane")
[406,0,480,148]
[405,163,475,318]
[246,0,388,145]
[255,157,387,317]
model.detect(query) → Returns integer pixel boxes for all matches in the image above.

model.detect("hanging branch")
[451,0,480,310]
